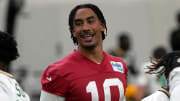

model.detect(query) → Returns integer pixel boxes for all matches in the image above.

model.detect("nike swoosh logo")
[47,77,52,81]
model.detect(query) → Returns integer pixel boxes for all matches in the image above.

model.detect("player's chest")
[67,72,126,101]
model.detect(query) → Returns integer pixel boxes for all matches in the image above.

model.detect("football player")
[40,3,128,101]
[142,51,180,101]
[0,31,30,101]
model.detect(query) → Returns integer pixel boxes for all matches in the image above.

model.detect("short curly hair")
[0,31,19,65]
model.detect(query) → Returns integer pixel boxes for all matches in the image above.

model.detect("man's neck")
[77,46,104,64]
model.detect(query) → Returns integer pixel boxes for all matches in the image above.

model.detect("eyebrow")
[86,16,95,20]
[74,16,95,22]
[74,19,82,23]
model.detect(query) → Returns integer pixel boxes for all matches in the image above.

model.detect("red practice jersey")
[41,50,128,101]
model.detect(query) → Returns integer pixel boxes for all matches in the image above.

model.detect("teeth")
[86,34,92,37]
[80,33,94,38]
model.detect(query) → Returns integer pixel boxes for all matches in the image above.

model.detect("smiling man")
[40,3,128,101]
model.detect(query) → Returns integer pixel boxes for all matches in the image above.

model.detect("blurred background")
[0,0,180,101]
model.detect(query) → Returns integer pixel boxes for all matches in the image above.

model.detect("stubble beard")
[79,31,97,49]
[80,41,97,50]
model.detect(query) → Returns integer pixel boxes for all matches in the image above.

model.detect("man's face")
[72,8,105,49]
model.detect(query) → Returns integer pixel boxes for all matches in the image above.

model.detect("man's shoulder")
[106,52,124,62]
[0,70,14,78]
[105,52,128,72]
[42,51,80,76]
[142,89,169,101]
[0,71,17,91]
[0,70,15,83]
[0,73,10,84]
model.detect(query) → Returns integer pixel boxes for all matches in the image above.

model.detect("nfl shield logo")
[111,61,124,73]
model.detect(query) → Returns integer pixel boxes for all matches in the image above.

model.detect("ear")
[100,23,105,32]
[70,27,76,37]
[72,30,77,38]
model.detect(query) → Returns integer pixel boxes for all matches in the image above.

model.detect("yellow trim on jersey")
[0,70,14,78]
[159,88,170,97]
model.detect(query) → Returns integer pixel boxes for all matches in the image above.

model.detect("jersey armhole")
[42,87,66,97]
[40,90,65,101]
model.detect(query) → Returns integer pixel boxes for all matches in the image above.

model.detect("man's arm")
[169,68,180,101]
[142,87,169,101]
[40,90,65,101]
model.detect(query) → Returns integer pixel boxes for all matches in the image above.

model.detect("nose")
[82,22,90,31]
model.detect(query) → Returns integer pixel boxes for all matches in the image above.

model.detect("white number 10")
[86,78,124,101]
